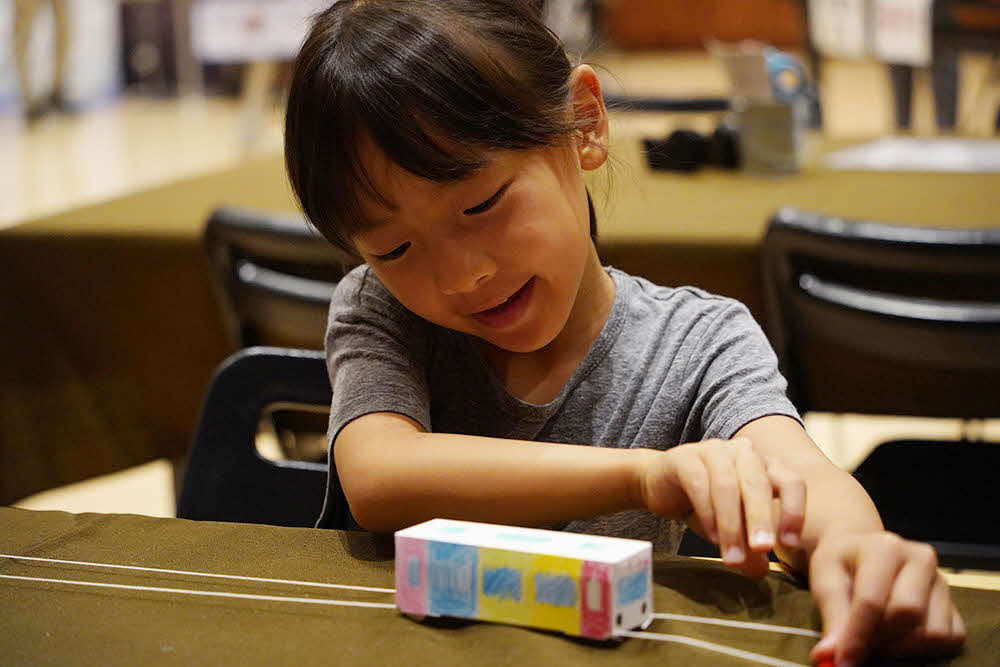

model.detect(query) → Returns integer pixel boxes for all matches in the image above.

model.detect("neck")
[480,243,615,388]
[544,243,616,363]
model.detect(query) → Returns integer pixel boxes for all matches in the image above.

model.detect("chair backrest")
[203,206,359,349]
[177,347,350,529]
[760,207,1000,418]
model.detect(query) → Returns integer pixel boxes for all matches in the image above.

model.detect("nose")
[431,238,496,296]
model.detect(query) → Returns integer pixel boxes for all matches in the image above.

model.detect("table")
[2,507,997,665]
[2,124,997,504]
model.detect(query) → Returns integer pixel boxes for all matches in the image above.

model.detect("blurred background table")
[2,117,997,506]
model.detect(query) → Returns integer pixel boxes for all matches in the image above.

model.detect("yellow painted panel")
[529,555,582,635]
[478,548,532,626]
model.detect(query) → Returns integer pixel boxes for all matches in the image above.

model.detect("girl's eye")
[374,242,410,261]
[463,181,511,216]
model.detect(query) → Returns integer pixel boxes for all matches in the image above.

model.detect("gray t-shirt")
[317,265,800,552]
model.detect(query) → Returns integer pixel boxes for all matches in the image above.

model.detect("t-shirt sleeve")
[317,266,432,529]
[681,300,801,441]
[324,266,432,445]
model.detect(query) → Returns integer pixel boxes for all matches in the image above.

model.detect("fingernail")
[752,530,774,547]
[782,531,800,547]
[723,546,744,564]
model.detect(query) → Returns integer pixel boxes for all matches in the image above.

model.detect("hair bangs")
[286,0,579,256]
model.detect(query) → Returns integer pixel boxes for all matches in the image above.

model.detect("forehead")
[353,132,496,231]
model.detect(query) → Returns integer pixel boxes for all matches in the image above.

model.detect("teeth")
[490,295,512,311]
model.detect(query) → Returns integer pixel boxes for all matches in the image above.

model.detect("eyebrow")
[354,160,496,232]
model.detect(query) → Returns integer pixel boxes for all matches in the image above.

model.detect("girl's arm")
[336,411,656,533]
[731,414,882,573]
[732,415,965,667]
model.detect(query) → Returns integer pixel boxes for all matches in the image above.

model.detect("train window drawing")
[395,519,653,639]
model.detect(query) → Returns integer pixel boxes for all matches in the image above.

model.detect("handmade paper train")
[394,518,653,639]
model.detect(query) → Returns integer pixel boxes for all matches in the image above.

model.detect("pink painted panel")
[394,536,427,615]
[579,561,612,639]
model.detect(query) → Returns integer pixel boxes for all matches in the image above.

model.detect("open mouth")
[471,277,535,329]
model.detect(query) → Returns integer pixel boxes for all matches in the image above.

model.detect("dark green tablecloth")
[1,507,997,665]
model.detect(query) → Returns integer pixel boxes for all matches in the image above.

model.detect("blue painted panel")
[482,567,522,601]
[427,541,478,617]
[617,570,648,606]
[533,573,577,607]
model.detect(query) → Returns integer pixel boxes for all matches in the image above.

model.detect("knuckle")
[731,436,753,449]
[684,478,708,500]
[873,531,904,554]
[912,542,939,568]
[714,479,739,498]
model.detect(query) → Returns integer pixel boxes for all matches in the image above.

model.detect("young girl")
[284,1,965,665]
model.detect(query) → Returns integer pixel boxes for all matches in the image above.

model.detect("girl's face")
[349,64,610,355]
[352,142,598,354]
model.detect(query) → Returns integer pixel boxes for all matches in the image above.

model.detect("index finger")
[837,535,905,665]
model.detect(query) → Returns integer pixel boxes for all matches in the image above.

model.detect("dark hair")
[284,0,599,258]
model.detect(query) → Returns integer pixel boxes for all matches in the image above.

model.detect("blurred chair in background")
[203,205,356,350]
[760,207,1000,570]
[203,206,357,465]
[177,347,348,529]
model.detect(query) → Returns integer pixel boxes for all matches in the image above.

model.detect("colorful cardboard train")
[394,519,653,640]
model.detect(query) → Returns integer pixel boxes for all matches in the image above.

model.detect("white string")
[0,574,397,610]
[0,553,394,594]
[0,554,821,642]
[620,630,809,667]
[2,571,815,664]
[651,612,821,638]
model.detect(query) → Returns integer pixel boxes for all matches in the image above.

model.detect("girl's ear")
[569,65,609,171]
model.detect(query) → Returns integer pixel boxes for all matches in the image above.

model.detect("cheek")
[374,266,458,325]
[494,198,582,264]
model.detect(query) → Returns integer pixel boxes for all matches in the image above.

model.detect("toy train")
[395,518,653,640]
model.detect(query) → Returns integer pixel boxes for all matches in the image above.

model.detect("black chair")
[177,347,350,529]
[203,206,358,350]
[759,207,1000,569]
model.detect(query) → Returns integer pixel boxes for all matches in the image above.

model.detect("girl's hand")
[808,530,966,666]
[639,437,807,580]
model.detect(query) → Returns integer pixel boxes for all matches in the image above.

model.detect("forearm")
[338,428,647,533]
[775,465,883,575]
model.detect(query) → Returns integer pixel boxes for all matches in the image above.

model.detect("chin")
[484,322,563,355]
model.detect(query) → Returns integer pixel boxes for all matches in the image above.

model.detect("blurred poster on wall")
[871,0,932,66]
[808,0,870,59]
[121,0,175,94]
[191,0,332,64]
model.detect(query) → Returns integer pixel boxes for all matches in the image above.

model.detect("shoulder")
[330,264,426,325]
[326,264,434,352]
[332,264,397,310]
[610,267,751,330]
